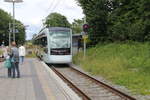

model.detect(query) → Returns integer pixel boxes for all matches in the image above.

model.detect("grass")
[26,52,36,58]
[25,45,38,58]
[73,42,150,95]
[0,49,3,55]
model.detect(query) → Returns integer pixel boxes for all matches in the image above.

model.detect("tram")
[33,27,72,64]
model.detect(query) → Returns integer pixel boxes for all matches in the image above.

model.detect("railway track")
[49,64,136,100]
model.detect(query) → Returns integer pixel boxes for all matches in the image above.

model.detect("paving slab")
[0,58,80,100]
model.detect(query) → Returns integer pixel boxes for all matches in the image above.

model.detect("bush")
[0,49,3,55]
[73,42,150,95]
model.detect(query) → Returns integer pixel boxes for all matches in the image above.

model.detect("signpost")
[83,34,88,58]
[82,24,89,58]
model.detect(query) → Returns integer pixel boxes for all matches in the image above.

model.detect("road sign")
[83,34,88,58]
[83,35,88,40]
[83,24,89,33]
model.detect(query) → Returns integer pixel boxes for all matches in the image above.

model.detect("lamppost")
[4,0,23,42]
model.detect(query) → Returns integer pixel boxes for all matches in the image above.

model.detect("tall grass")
[0,49,3,55]
[73,42,150,95]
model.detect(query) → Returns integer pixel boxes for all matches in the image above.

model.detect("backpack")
[4,59,11,68]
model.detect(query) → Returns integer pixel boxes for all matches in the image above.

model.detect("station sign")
[82,35,88,43]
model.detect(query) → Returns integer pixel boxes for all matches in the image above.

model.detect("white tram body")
[34,27,72,64]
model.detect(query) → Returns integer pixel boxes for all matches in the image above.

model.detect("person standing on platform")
[3,46,12,77]
[10,41,20,78]
[19,44,26,64]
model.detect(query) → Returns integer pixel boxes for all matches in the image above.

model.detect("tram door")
[41,37,48,62]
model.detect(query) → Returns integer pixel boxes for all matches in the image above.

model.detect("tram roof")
[33,27,71,40]
[33,33,46,40]
[48,27,71,31]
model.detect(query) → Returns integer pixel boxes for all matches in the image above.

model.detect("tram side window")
[41,37,47,47]
[41,37,48,53]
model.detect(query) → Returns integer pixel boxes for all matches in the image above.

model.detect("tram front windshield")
[49,30,71,49]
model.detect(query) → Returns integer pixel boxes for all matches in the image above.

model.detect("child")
[6,56,11,77]
[4,47,12,77]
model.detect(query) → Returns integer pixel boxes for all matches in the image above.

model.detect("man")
[19,44,26,64]
[10,41,20,78]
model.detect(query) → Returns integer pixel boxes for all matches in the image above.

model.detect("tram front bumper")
[48,55,72,64]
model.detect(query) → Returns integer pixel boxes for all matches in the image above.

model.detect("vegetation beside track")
[73,42,150,95]
[26,53,36,58]
[0,49,3,55]
[25,42,37,58]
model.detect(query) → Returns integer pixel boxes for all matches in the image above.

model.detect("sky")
[0,0,84,40]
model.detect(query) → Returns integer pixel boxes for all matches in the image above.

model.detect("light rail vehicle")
[33,27,72,64]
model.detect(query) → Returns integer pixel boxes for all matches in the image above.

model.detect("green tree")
[71,19,84,34]
[0,9,12,46]
[45,13,70,27]
[15,20,26,44]
[107,0,150,41]
[0,9,26,45]
[77,0,109,45]
[77,0,150,43]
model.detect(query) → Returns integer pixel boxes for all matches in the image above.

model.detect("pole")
[12,1,15,42]
[84,17,86,24]
[83,16,86,58]
[4,0,23,43]
[83,37,86,58]
[9,23,11,46]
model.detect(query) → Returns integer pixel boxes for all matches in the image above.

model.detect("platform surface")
[0,58,77,100]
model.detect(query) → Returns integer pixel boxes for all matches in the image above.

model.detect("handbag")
[11,57,14,62]
[4,59,11,68]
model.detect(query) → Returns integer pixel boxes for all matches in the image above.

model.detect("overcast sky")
[0,0,84,40]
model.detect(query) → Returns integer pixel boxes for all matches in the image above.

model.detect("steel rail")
[70,67,136,100]
[51,66,91,100]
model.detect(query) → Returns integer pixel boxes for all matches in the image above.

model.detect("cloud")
[0,0,84,40]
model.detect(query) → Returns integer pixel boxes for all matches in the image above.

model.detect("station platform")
[0,58,80,100]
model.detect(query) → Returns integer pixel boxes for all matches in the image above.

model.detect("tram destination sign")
[4,0,23,2]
